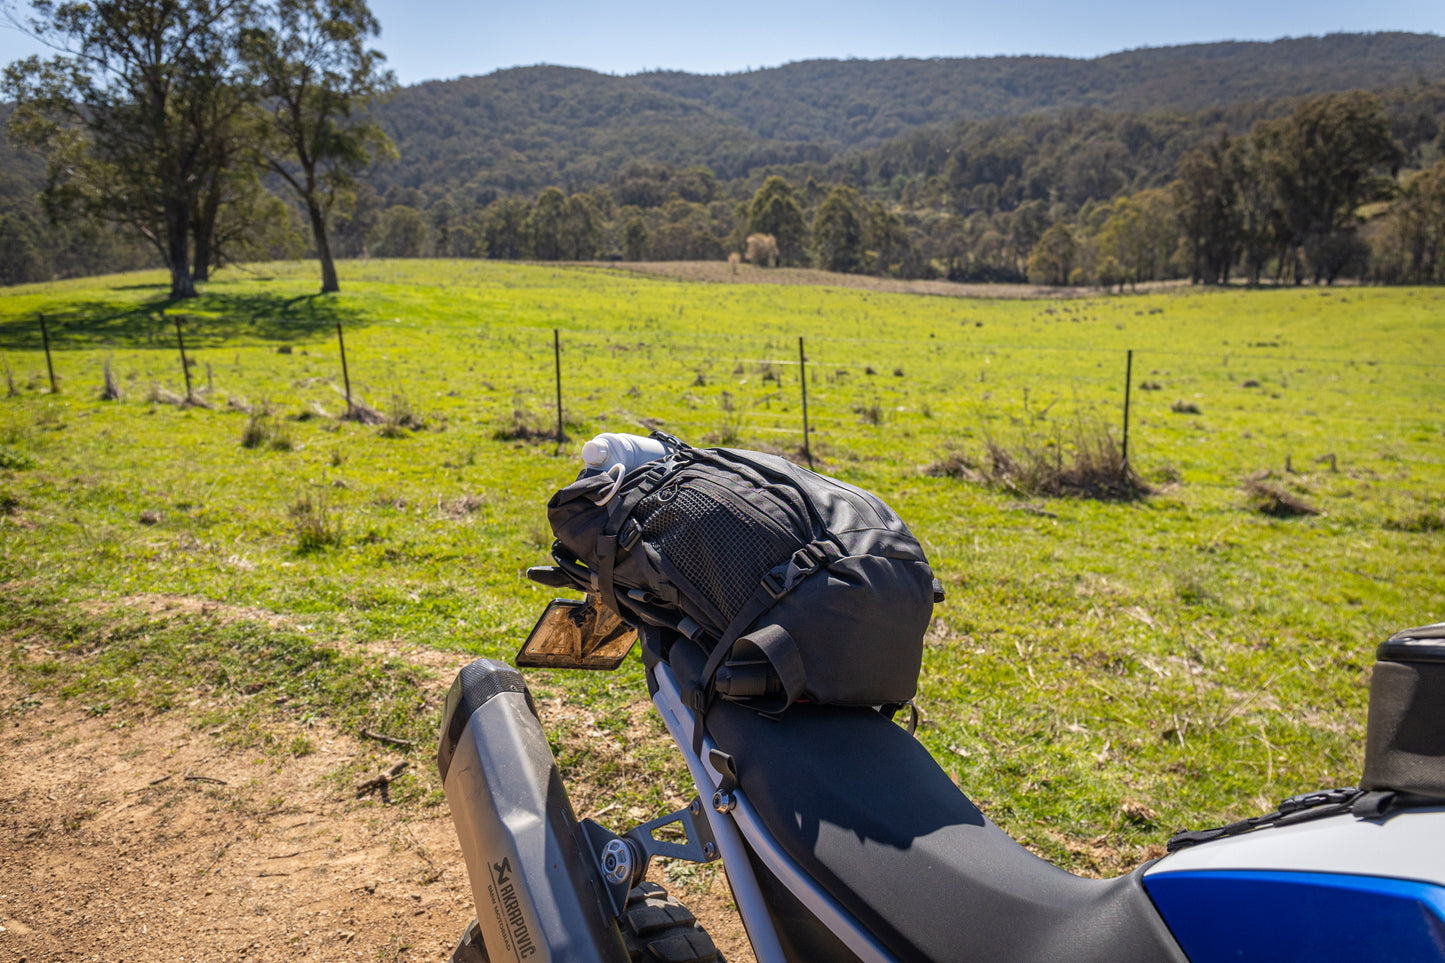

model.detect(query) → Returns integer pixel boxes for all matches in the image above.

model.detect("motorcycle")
[436,452,1445,962]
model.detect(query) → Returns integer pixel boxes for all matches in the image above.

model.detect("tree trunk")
[191,186,221,283]
[307,199,339,293]
[167,198,197,299]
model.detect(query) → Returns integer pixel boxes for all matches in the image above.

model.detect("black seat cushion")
[706,697,1186,963]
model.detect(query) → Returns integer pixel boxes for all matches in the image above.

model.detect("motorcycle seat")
[705,696,1188,963]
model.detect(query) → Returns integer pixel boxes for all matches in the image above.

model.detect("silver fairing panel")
[1146,805,1445,882]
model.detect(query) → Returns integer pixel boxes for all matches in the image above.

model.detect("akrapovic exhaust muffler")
[438,658,629,963]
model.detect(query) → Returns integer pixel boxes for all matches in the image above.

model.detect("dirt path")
[0,674,751,963]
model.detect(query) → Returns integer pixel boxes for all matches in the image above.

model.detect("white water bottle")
[580,432,670,476]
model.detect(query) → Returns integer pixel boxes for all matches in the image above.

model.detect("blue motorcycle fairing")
[1144,869,1445,962]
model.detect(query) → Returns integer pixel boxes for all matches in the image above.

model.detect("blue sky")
[2,0,1443,85]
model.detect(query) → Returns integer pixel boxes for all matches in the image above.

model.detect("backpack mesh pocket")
[636,482,798,621]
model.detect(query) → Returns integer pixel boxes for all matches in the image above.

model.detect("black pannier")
[546,433,942,722]
[1362,622,1445,800]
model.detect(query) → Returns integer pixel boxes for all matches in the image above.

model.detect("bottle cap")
[581,439,609,467]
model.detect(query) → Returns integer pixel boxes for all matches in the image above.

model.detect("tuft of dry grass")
[1242,476,1320,517]
[147,381,211,409]
[439,494,487,520]
[492,405,554,442]
[854,403,885,426]
[239,404,293,451]
[744,233,778,267]
[924,449,983,482]
[147,383,185,406]
[290,492,343,553]
[928,424,1152,502]
[1386,509,1445,533]
[377,392,426,438]
[332,385,385,425]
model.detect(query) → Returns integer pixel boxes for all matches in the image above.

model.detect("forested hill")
[372,32,1445,198]
[377,67,820,195]
[634,33,1445,147]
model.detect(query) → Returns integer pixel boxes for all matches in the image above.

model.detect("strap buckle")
[762,543,830,600]
[1279,787,1359,814]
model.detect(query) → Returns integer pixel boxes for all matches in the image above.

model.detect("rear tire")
[449,918,489,963]
[620,881,726,963]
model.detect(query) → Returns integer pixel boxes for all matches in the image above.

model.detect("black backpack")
[546,433,943,728]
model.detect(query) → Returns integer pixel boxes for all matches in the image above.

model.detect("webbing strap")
[738,623,807,714]
[689,539,839,752]
[1166,787,1363,852]
[595,534,620,619]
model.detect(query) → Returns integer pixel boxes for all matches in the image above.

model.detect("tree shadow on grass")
[0,291,375,352]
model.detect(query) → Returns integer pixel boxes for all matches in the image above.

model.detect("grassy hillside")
[1,260,1442,872]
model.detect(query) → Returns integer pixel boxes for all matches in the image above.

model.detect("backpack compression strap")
[593,460,676,618]
[688,539,841,752]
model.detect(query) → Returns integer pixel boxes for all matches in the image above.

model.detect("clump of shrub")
[493,405,553,442]
[0,445,35,471]
[1386,509,1445,533]
[290,492,343,553]
[854,403,884,426]
[928,422,1152,502]
[240,404,293,451]
[1242,476,1320,518]
[1170,399,1202,414]
[377,392,426,438]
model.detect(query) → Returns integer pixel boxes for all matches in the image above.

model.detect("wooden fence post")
[174,315,193,403]
[40,314,57,393]
[554,329,566,446]
[336,322,353,418]
[1122,349,1134,469]
[799,336,813,469]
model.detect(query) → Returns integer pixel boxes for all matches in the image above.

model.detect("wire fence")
[6,312,1443,495]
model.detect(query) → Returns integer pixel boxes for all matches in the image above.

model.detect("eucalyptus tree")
[746,176,807,266]
[1173,131,1243,284]
[4,0,255,298]
[242,0,394,292]
[1254,92,1401,283]
[811,186,864,273]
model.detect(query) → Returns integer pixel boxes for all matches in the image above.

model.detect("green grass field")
[2,259,1442,871]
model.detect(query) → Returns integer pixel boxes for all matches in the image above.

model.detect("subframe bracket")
[581,796,722,919]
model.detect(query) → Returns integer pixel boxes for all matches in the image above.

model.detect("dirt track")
[0,675,750,963]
